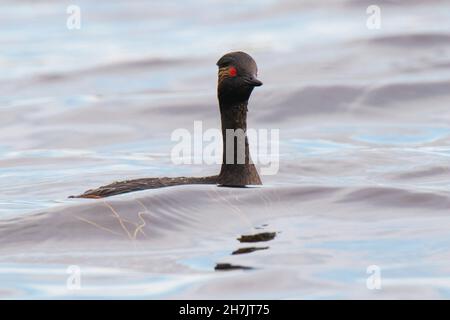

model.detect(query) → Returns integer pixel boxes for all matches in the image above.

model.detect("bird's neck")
[216,99,261,186]
[219,100,250,164]
[219,100,249,130]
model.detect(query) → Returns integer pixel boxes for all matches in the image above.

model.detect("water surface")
[1,0,450,299]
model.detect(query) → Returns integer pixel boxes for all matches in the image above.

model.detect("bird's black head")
[216,51,262,106]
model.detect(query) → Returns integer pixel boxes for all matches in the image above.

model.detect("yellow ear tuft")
[218,66,230,83]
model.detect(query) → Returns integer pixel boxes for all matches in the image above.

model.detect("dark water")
[1,0,450,298]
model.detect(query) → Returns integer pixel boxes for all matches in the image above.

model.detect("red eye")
[229,66,237,77]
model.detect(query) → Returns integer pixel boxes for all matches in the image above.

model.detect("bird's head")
[216,51,262,105]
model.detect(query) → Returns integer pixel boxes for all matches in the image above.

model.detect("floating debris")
[232,247,269,255]
[215,263,253,271]
[238,232,276,243]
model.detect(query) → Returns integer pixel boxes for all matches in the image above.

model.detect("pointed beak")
[244,75,263,87]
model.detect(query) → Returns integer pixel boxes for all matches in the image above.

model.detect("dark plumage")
[216,51,263,186]
[71,51,263,198]
[217,51,262,106]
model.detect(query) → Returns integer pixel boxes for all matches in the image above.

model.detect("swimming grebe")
[216,51,262,186]
[72,51,262,198]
